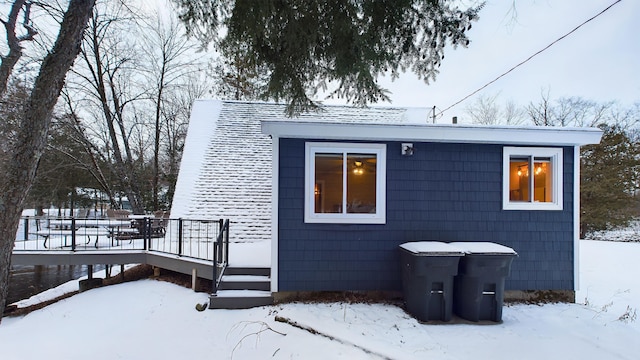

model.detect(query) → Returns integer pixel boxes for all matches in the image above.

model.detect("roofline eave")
[261,121,603,146]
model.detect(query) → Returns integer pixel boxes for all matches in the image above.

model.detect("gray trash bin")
[449,242,517,322]
[399,242,465,322]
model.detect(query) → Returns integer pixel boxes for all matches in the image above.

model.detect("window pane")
[315,153,343,213]
[509,157,530,202]
[534,157,552,202]
[346,153,377,213]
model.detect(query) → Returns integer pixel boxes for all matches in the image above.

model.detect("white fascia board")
[261,121,603,146]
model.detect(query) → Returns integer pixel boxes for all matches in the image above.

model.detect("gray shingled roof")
[171,100,423,243]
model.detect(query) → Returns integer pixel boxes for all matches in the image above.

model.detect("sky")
[323,0,640,122]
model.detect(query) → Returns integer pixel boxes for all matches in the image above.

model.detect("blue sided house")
[171,100,602,304]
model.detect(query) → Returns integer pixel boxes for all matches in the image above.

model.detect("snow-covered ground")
[1,239,638,360]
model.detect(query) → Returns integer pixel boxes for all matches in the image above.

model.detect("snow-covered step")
[214,290,271,297]
[208,267,272,309]
[219,275,270,291]
[209,290,273,309]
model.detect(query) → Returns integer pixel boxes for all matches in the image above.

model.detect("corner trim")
[573,146,581,292]
[270,136,280,292]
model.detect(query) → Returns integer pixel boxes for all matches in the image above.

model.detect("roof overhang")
[261,121,603,146]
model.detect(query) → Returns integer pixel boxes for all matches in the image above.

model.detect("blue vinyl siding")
[278,139,575,292]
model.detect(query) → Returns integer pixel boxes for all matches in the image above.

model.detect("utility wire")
[436,0,622,117]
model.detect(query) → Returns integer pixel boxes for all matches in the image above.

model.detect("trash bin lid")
[449,242,517,255]
[400,241,465,256]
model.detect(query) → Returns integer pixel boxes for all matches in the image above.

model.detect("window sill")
[503,202,563,211]
[304,214,386,224]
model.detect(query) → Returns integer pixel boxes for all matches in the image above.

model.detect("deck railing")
[13,216,227,263]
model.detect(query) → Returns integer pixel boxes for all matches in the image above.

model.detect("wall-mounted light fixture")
[402,143,414,156]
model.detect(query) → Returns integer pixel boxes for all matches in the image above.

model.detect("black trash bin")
[399,242,465,322]
[450,242,517,322]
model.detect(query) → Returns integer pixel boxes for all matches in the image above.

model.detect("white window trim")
[503,146,563,211]
[305,142,386,224]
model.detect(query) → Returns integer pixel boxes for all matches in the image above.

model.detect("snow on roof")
[171,100,422,242]
[172,101,271,242]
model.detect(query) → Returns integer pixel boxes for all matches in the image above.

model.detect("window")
[305,142,386,223]
[503,147,563,210]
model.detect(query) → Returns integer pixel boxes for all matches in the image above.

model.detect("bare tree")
[63,3,205,212]
[68,0,146,213]
[527,89,622,128]
[526,88,554,126]
[0,0,37,96]
[554,97,613,127]
[140,14,202,210]
[502,100,525,126]
[608,101,640,131]
[56,90,120,207]
[465,93,524,125]
[0,0,95,322]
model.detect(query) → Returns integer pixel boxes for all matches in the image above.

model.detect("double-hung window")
[503,147,563,210]
[305,142,386,223]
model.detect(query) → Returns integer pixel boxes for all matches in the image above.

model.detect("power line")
[436,0,622,117]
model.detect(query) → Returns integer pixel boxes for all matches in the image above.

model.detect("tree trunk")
[80,13,145,214]
[0,0,95,322]
[153,66,166,211]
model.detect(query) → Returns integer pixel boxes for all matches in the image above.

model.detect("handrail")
[211,218,230,296]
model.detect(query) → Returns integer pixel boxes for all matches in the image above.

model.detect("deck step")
[209,290,273,309]
[219,275,270,291]
[209,267,272,309]
[224,267,270,276]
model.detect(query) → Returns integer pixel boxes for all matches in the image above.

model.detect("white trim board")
[270,137,279,292]
[262,121,602,146]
